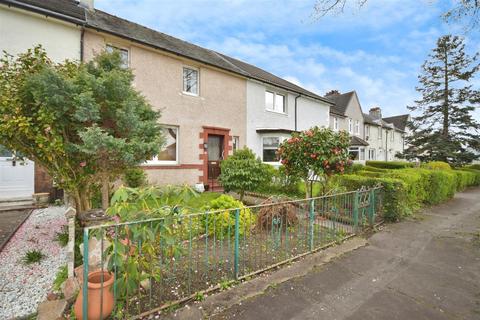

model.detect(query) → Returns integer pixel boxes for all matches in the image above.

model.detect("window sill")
[265,109,288,116]
[142,162,179,166]
[182,91,199,97]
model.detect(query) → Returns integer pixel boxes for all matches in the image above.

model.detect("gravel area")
[0,206,68,319]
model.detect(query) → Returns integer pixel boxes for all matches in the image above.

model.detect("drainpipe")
[385,130,388,161]
[294,94,301,131]
[80,28,85,62]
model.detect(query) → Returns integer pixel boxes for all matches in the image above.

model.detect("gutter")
[1,0,86,25]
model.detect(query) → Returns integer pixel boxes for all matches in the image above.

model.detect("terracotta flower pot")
[74,270,115,320]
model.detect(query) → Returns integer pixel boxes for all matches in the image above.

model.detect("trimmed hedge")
[334,174,407,222]
[422,161,451,170]
[366,161,414,169]
[335,166,480,222]
[467,164,480,170]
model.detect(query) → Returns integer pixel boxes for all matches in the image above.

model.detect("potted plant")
[74,270,115,320]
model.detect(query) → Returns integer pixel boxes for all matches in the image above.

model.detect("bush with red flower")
[277,127,351,198]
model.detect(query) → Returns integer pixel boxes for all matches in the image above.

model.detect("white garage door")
[0,146,34,200]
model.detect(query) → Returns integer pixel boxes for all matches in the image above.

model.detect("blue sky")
[95,0,480,119]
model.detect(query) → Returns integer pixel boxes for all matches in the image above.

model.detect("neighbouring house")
[326,90,409,162]
[326,91,369,163]
[218,57,333,166]
[0,0,85,201]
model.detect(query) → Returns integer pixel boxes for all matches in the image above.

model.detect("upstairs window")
[348,118,353,133]
[355,120,360,135]
[390,131,394,142]
[265,91,286,113]
[233,136,240,152]
[378,127,382,140]
[365,125,370,138]
[183,67,199,95]
[106,45,129,68]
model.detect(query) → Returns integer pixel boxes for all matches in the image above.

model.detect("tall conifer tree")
[402,35,480,166]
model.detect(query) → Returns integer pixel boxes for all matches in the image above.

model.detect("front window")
[348,118,353,133]
[348,147,359,160]
[368,148,376,160]
[106,44,129,68]
[183,67,199,95]
[333,117,339,131]
[146,126,178,165]
[355,120,360,135]
[265,91,286,113]
[262,137,281,162]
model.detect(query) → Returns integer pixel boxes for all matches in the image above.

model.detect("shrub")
[422,161,451,170]
[384,169,427,212]
[466,164,480,170]
[361,166,389,173]
[123,167,147,188]
[424,169,457,204]
[202,194,255,238]
[257,197,298,230]
[334,174,408,221]
[220,148,273,201]
[346,163,364,174]
[366,161,414,169]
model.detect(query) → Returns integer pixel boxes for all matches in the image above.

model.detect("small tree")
[219,147,272,201]
[277,127,351,198]
[0,46,163,212]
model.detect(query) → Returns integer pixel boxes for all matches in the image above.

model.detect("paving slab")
[0,209,31,251]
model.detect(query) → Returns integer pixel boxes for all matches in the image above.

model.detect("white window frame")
[348,118,353,134]
[262,136,285,163]
[106,44,129,68]
[182,66,199,96]
[265,90,287,114]
[232,136,240,152]
[365,125,370,139]
[348,146,365,161]
[390,131,394,142]
[145,125,179,165]
[378,127,382,140]
[355,120,360,135]
[333,117,339,131]
[368,148,376,160]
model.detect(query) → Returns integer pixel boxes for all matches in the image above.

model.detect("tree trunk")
[443,47,449,138]
[101,175,110,210]
[239,190,245,202]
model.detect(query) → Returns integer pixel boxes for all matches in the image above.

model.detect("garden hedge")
[335,166,480,222]
[365,161,414,169]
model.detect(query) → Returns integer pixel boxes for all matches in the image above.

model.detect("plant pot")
[74,270,115,320]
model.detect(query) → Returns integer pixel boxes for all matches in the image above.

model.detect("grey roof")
[363,113,406,132]
[382,114,409,131]
[363,113,379,125]
[5,0,333,104]
[1,0,86,22]
[350,136,369,146]
[325,91,355,116]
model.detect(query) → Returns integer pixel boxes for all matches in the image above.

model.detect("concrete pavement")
[210,187,480,320]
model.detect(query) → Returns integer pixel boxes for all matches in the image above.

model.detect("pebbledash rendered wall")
[82,30,247,185]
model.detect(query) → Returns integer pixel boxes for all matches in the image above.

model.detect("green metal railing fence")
[80,186,383,319]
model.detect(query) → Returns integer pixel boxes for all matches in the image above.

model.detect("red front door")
[207,135,224,180]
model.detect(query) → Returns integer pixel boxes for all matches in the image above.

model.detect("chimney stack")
[325,89,340,96]
[78,0,94,11]
[369,107,382,120]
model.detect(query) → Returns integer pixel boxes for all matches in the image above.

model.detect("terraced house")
[326,90,409,162]
[0,0,410,201]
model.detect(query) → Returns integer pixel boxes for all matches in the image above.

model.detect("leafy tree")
[277,126,351,198]
[0,46,163,212]
[401,35,480,166]
[313,0,480,29]
[219,147,272,201]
